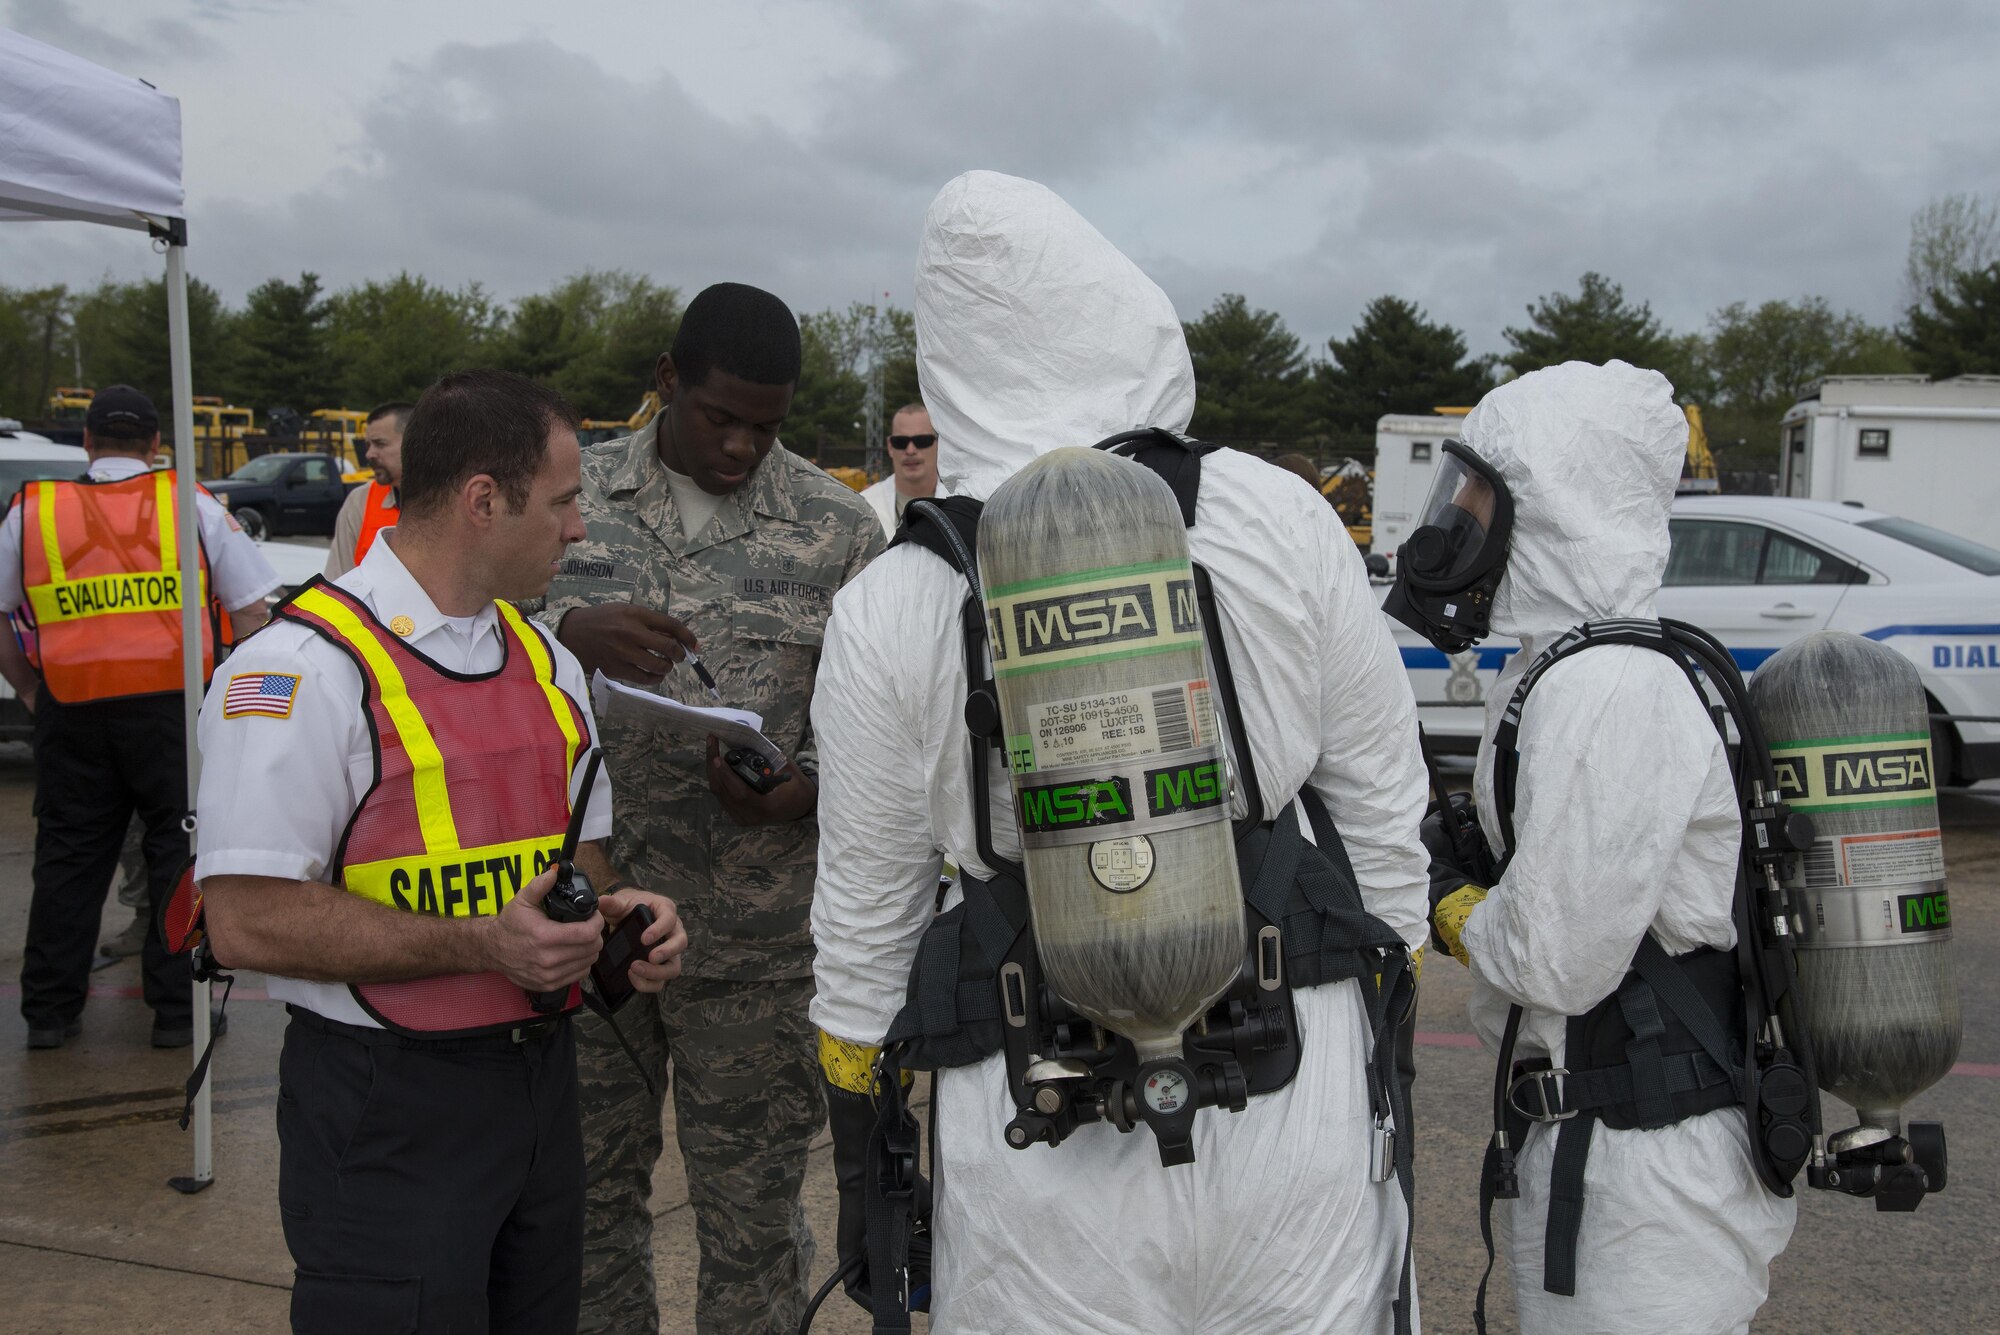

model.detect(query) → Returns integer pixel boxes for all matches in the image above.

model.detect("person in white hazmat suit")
[808,169,1432,1334]
[1413,361,1797,1335]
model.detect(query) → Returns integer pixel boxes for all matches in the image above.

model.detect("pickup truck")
[203,452,358,541]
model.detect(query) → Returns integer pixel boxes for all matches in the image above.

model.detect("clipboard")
[590,670,789,768]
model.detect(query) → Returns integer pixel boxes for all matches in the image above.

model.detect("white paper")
[590,670,788,767]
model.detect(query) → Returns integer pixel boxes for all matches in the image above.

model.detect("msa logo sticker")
[1145,759,1224,818]
[1823,747,1930,797]
[986,563,1204,677]
[1166,578,1200,636]
[1897,889,1951,933]
[1018,776,1134,835]
[1772,755,1805,799]
[1014,583,1158,657]
[1768,734,1934,811]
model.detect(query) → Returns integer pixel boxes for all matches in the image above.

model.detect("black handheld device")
[591,903,658,1010]
[531,747,604,1013]
[725,746,790,795]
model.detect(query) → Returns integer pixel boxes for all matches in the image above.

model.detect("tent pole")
[164,238,213,1193]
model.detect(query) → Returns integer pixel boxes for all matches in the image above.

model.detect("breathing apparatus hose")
[795,1254,864,1335]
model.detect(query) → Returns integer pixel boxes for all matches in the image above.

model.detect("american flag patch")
[223,672,301,720]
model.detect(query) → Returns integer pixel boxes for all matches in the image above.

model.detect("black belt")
[286,1004,568,1051]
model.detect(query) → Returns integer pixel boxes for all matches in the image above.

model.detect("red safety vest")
[353,481,398,565]
[18,471,220,704]
[276,579,588,1037]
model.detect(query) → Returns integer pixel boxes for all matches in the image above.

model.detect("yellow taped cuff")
[1434,885,1487,968]
[818,1031,911,1095]
[1374,943,1424,992]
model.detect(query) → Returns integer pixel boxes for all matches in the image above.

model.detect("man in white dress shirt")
[194,369,688,1334]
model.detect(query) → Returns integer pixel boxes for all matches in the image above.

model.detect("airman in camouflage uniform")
[540,405,882,1335]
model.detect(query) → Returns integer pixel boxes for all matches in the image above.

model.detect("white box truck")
[1780,375,2000,547]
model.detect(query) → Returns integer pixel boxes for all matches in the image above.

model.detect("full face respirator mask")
[1381,439,1514,654]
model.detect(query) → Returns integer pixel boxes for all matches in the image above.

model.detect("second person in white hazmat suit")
[808,170,1434,1334]
[1416,361,1797,1335]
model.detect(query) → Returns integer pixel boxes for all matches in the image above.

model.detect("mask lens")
[1403,454,1500,585]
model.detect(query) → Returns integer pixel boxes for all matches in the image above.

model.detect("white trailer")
[1369,412,1469,566]
[1780,375,2000,547]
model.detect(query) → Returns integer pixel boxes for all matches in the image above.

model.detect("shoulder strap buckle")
[1508,1066,1577,1123]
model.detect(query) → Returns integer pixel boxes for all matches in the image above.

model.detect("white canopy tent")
[1,27,217,1191]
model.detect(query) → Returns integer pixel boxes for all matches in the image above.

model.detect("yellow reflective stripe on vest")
[293,586,462,853]
[155,471,178,574]
[36,482,64,583]
[498,600,581,783]
[342,834,568,917]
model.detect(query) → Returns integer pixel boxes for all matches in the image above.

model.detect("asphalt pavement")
[0,733,1992,1334]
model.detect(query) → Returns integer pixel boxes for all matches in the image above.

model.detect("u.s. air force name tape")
[1768,732,1936,812]
[1011,745,1230,849]
[984,559,1203,678]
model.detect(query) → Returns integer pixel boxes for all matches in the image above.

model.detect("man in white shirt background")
[0,384,278,1050]
[860,402,946,537]
[194,369,686,1333]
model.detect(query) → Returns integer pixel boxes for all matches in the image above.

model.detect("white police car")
[1394,495,2000,785]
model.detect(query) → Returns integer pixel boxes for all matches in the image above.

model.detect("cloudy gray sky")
[5,0,1996,359]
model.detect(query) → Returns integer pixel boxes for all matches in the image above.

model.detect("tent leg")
[162,239,213,1194]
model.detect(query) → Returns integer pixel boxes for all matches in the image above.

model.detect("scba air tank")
[1750,631,1961,1136]
[979,447,1245,1063]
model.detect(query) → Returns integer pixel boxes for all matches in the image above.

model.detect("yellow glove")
[1432,885,1487,967]
[818,1030,911,1095]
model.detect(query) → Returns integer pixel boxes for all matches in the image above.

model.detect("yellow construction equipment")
[184,398,257,477]
[1680,403,1719,492]
[580,391,663,448]
[825,466,869,491]
[46,386,94,419]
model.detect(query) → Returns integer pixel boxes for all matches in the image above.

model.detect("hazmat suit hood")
[915,170,1195,501]
[1467,360,1687,646]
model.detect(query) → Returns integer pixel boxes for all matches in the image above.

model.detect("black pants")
[20,693,192,1028]
[278,1008,585,1334]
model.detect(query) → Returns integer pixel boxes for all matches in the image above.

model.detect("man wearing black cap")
[0,385,280,1049]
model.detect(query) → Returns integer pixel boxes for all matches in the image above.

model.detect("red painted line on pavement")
[1952,1062,2000,1078]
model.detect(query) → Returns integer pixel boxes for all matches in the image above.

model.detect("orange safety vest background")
[276,579,589,1037]
[18,472,220,704]
[353,481,398,565]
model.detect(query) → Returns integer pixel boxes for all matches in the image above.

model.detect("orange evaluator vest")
[353,481,398,565]
[18,471,221,704]
[276,579,590,1037]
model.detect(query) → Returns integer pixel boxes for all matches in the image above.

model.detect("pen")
[685,653,722,702]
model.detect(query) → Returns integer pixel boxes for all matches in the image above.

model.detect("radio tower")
[862,292,888,480]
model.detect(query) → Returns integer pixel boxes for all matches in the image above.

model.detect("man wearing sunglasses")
[860,402,948,537]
